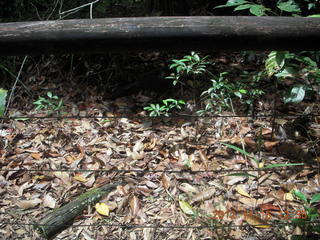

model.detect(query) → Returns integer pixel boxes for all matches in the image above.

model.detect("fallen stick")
[34,182,124,239]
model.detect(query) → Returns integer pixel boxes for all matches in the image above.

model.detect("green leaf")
[179,200,195,215]
[220,142,258,163]
[292,218,307,226]
[234,91,242,98]
[276,51,287,67]
[310,193,320,204]
[47,92,53,98]
[0,88,8,117]
[214,0,248,8]
[239,89,247,94]
[249,5,267,16]
[226,172,257,178]
[264,163,304,169]
[193,54,200,62]
[234,4,252,11]
[283,85,306,104]
[33,99,43,105]
[312,225,320,233]
[15,117,30,121]
[307,14,320,18]
[293,190,308,203]
[277,1,301,13]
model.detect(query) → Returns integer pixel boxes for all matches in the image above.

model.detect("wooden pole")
[0,16,319,56]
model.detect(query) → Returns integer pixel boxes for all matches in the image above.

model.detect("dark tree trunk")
[0,16,319,56]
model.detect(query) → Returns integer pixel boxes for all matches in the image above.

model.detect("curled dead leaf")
[130,195,140,217]
[191,187,216,203]
[43,194,56,209]
[245,213,271,228]
[16,198,42,209]
[161,174,171,190]
[179,183,199,194]
[264,141,279,151]
[73,174,88,183]
[235,185,251,198]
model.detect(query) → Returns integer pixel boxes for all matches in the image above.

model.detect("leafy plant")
[197,72,233,114]
[166,52,209,94]
[144,98,185,117]
[304,0,320,10]
[265,50,319,103]
[33,91,63,114]
[277,0,301,14]
[214,0,301,16]
[197,72,251,115]
[0,88,8,117]
[291,190,320,238]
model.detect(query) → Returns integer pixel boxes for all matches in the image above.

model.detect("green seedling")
[144,99,185,117]
[33,91,63,114]
[291,190,320,238]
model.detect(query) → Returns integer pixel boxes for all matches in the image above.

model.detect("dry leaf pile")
[0,93,319,240]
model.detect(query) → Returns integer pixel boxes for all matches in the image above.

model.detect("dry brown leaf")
[239,197,265,208]
[178,183,199,194]
[77,145,85,161]
[261,128,272,136]
[143,228,153,240]
[17,182,32,196]
[15,229,27,235]
[16,198,42,209]
[144,138,157,150]
[127,149,144,160]
[95,203,110,216]
[145,181,158,189]
[259,203,280,212]
[54,171,71,185]
[271,189,285,200]
[239,125,251,135]
[281,183,296,192]
[65,155,76,164]
[31,152,41,160]
[130,195,140,217]
[235,185,251,198]
[133,141,144,152]
[264,141,279,151]
[225,176,246,185]
[73,174,88,183]
[226,136,256,149]
[191,187,216,203]
[43,194,56,208]
[161,174,171,190]
[199,150,208,169]
[244,137,256,149]
[245,214,271,228]
[284,192,294,201]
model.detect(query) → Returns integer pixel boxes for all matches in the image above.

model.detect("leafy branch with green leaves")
[144,98,185,117]
[33,91,64,115]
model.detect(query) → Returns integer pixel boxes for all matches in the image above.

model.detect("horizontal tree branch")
[0,16,319,55]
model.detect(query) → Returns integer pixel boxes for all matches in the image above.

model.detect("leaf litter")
[0,88,319,240]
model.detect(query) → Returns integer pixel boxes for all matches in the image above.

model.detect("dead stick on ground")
[34,181,125,239]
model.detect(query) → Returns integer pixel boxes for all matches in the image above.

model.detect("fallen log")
[0,16,319,56]
[34,182,124,239]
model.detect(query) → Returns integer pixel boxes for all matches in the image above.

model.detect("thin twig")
[4,56,28,117]
[59,0,100,18]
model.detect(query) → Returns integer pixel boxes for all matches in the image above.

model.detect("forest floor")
[0,52,319,240]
